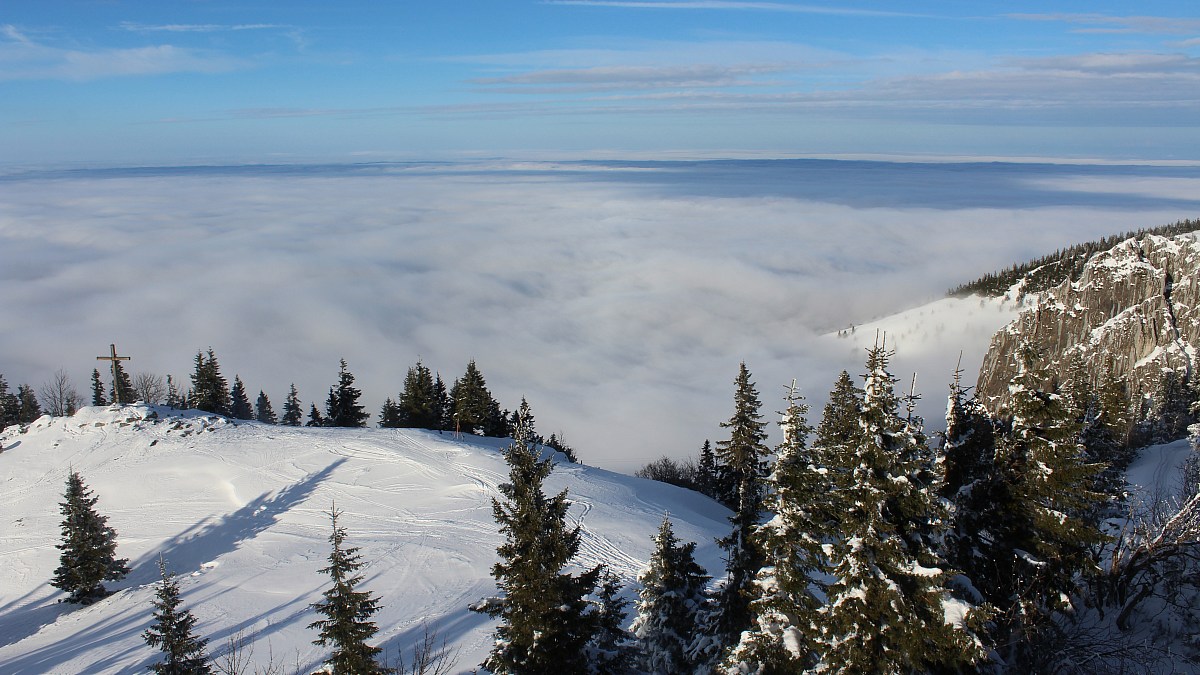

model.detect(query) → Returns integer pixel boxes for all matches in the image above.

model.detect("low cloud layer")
[2,161,1198,469]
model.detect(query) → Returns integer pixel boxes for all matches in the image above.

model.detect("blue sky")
[3,1,1200,164]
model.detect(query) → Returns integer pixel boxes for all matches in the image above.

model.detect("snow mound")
[0,405,729,674]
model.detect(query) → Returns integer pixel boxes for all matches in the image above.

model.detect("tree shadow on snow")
[127,458,347,584]
[0,460,346,672]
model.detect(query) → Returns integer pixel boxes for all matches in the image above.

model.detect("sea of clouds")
[3,159,1200,470]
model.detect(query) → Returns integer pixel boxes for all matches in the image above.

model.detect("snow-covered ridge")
[0,405,729,674]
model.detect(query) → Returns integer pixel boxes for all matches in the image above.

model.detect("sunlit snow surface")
[0,406,729,674]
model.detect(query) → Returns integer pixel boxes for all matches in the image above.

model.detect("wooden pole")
[96,343,132,405]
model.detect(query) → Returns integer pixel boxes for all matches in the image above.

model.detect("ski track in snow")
[0,405,729,674]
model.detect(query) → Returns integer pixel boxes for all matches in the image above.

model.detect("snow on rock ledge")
[977,233,1200,413]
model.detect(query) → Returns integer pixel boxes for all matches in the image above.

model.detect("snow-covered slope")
[0,406,729,674]
[818,293,1030,425]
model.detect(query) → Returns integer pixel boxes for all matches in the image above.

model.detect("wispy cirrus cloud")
[544,0,925,18]
[470,63,788,92]
[117,21,292,33]
[0,23,245,81]
[1009,13,1200,36]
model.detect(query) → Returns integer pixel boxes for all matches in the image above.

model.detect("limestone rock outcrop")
[977,234,1200,414]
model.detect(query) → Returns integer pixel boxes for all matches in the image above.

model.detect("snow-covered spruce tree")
[714,362,772,646]
[632,516,712,674]
[92,368,108,406]
[228,376,253,421]
[473,413,601,674]
[189,349,230,416]
[308,504,386,675]
[398,359,439,429]
[165,375,184,409]
[280,384,303,426]
[590,568,635,675]
[254,390,277,424]
[143,556,212,674]
[819,344,987,673]
[725,381,824,673]
[51,470,130,604]
[326,359,369,428]
[973,343,1106,669]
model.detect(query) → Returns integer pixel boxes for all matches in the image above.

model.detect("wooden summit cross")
[96,343,131,405]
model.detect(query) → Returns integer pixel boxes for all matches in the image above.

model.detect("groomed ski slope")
[0,405,730,674]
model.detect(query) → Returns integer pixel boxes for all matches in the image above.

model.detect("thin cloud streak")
[117,22,293,33]
[1008,13,1200,35]
[545,0,927,18]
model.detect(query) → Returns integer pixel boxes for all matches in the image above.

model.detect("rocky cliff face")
[977,234,1200,415]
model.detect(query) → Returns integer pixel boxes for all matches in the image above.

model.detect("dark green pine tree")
[474,413,601,673]
[110,360,135,405]
[820,344,986,673]
[255,390,277,424]
[307,403,327,428]
[697,440,716,499]
[727,381,824,672]
[377,397,403,428]
[189,349,230,416]
[143,556,212,674]
[940,365,996,500]
[0,374,20,428]
[228,376,253,420]
[308,505,386,675]
[50,470,130,604]
[17,383,42,424]
[451,360,500,435]
[433,373,452,431]
[631,516,712,675]
[280,384,303,426]
[92,368,108,406]
[398,359,439,429]
[589,568,634,675]
[973,344,1107,669]
[166,375,185,409]
[714,362,771,644]
[325,359,368,428]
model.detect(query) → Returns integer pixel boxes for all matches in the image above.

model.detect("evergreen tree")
[110,360,135,405]
[940,366,996,500]
[17,383,42,424]
[307,404,326,428]
[280,384,303,426]
[189,349,230,416]
[398,360,439,429]
[378,397,403,428]
[714,362,771,644]
[92,368,108,406]
[433,373,451,431]
[474,413,601,673]
[589,568,634,675]
[632,516,712,674]
[819,344,986,673]
[325,359,368,428]
[143,556,211,674]
[51,471,130,604]
[255,390,277,425]
[228,376,253,421]
[451,360,500,435]
[971,344,1107,668]
[697,440,716,499]
[165,375,185,409]
[0,374,19,428]
[727,381,824,672]
[308,505,386,675]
